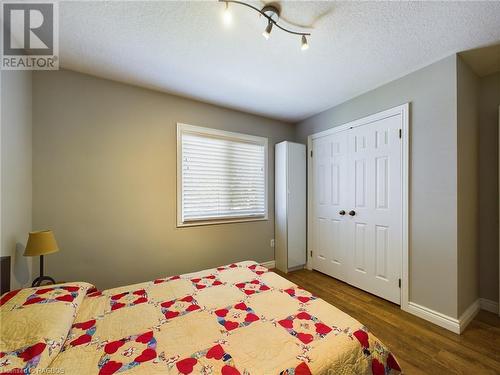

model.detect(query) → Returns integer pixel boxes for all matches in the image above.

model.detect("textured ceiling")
[59,1,500,122]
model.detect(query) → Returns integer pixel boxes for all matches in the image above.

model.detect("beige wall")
[296,55,461,318]
[1,71,33,289]
[456,56,480,315]
[479,72,500,303]
[32,69,295,290]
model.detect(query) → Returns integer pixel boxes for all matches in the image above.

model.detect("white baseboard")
[458,299,480,333]
[405,299,480,334]
[260,260,275,269]
[480,298,499,314]
[406,302,461,334]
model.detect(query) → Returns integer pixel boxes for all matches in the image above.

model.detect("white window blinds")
[178,124,268,225]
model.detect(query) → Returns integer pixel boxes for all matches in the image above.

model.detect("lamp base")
[32,275,56,287]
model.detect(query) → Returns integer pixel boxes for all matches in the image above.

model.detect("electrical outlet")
[270,239,275,248]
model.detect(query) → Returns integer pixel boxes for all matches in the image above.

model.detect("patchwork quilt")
[0,261,401,374]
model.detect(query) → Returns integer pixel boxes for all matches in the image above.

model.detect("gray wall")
[479,72,500,303]
[1,71,33,289]
[296,55,461,318]
[32,69,295,290]
[456,56,480,315]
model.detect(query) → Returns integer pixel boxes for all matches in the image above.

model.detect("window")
[177,123,268,226]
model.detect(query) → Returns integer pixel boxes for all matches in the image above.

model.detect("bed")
[0,261,401,374]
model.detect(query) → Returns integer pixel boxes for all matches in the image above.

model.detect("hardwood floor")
[275,269,500,375]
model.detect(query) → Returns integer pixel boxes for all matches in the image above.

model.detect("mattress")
[0,261,401,374]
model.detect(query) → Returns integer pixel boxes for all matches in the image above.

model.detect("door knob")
[349,210,356,216]
[339,210,346,215]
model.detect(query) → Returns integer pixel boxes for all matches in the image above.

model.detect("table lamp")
[24,230,59,287]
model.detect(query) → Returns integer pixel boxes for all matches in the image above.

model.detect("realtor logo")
[1,1,59,70]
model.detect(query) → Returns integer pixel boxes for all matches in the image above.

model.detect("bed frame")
[0,256,11,294]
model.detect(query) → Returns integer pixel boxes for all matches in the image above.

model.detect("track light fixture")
[220,0,311,50]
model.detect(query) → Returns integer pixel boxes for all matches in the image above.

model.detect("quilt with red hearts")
[0,261,401,374]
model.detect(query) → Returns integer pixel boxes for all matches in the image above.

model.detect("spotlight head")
[262,21,273,40]
[223,2,232,26]
[301,35,309,50]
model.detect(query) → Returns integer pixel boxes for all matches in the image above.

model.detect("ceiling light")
[219,0,311,50]
[223,2,232,26]
[262,22,273,40]
[301,35,309,51]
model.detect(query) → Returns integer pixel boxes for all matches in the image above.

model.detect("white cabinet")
[275,141,306,273]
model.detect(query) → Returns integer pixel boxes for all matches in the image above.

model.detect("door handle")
[339,210,346,215]
[349,210,356,216]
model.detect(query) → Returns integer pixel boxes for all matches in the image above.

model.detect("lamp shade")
[24,230,59,257]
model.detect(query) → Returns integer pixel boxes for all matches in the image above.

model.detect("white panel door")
[312,131,349,281]
[311,113,403,305]
[346,115,402,304]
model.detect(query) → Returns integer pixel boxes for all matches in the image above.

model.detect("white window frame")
[176,123,269,227]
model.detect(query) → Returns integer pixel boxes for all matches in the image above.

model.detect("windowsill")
[177,216,269,228]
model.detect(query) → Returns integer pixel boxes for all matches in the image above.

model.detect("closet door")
[346,115,402,304]
[310,111,403,305]
[311,131,349,281]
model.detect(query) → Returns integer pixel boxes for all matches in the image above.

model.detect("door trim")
[307,103,410,309]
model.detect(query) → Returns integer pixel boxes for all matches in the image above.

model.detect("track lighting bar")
[219,0,311,48]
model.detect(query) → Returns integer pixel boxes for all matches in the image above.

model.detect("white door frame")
[307,103,410,310]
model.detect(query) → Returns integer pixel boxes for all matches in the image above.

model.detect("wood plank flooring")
[274,269,500,375]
